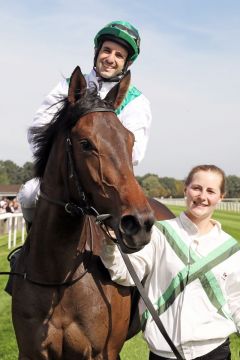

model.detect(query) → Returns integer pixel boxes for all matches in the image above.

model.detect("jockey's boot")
[4,247,23,295]
[25,220,32,233]
[4,220,31,295]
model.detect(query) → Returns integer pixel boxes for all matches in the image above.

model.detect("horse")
[11,66,174,360]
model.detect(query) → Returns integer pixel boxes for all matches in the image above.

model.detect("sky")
[1,0,240,179]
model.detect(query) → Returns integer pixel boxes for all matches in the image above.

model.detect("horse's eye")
[80,139,93,151]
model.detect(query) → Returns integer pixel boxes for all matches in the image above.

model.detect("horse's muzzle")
[119,213,155,254]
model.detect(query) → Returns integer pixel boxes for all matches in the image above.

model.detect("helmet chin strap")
[93,59,131,83]
[93,67,124,83]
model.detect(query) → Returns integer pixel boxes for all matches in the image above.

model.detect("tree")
[174,180,185,198]
[0,160,21,184]
[0,161,9,184]
[159,177,184,198]
[141,174,169,198]
[226,176,240,198]
[21,162,34,183]
[0,160,34,184]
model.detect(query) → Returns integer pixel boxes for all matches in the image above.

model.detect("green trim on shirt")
[115,85,141,115]
[141,221,239,328]
[65,78,141,115]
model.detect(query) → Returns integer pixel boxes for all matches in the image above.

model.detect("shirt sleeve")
[117,94,152,166]
[27,78,69,154]
[100,226,161,286]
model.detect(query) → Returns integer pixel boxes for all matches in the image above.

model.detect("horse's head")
[32,66,154,253]
[66,66,154,253]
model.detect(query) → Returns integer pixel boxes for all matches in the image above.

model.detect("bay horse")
[11,66,174,360]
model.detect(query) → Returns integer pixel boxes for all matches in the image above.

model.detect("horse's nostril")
[120,215,141,236]
[145,216,155,232]
[145,221,152,233]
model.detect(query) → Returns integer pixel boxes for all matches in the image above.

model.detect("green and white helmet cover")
[94,21,140,62]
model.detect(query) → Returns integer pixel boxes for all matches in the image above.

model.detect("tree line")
[137,173,240,198]
[1,160,240,198]
[0,160,34,185]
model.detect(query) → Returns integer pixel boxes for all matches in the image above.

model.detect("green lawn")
[0,206,239,359]
[168,205,240,240]
[0,235,18,359]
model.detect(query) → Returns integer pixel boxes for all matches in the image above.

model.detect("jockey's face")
[95,40,128,79]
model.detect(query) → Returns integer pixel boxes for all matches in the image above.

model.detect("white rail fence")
[158,198,240,212]
[0,213,26,249]
[0,199,239,250]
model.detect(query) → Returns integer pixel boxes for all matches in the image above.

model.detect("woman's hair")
[185,164,226,195]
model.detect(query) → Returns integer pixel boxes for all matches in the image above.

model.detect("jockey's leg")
[4,178,40,295]
[4,246,22,295]
[17,177,40,226]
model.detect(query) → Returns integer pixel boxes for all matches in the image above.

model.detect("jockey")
[18,20,152,225]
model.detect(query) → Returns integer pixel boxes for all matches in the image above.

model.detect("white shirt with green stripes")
[100,212,240,360]
[27,69,152,166]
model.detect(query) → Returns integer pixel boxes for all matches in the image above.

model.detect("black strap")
[116,244,184,360]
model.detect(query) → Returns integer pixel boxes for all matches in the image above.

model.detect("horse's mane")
[29,86,114,178]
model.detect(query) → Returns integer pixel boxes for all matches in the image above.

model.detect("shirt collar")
[179,211,222,237]
[86,69,117,97]
[86,69,99,89]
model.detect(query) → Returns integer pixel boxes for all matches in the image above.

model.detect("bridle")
[1,107,116,287]
[39,136,103,219]
[1,107,184,359]
[39,107,116,220]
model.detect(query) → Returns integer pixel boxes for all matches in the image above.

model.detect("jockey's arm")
[118,94,152,166]
[27,79,68,154]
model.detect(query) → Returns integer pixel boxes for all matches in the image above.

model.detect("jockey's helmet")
[94,21,140,64]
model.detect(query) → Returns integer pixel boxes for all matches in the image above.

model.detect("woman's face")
[184,170,223,223]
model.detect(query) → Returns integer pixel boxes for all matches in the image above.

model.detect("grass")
[121,332,148,359]
[0,234,18,359]
[0,206,239,359]
[168,205,240,240]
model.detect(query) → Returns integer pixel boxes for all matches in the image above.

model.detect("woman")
[100,164,240,360]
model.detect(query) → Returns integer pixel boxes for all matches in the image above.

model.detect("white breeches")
[17,178,40,223]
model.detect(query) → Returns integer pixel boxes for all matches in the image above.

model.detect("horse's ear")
[68,66,87,104]
[104,70,131,109]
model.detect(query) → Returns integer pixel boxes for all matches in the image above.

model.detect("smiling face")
[95,40,128,79]
[184,170,224,224]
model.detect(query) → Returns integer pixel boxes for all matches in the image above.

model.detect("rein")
[112,232,184,360]
[0,217,94,287]
[1,264,90,287]
[1,106,182,358]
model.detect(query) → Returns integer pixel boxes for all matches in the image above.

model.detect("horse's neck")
[27,137,88,280]
[27,200,86,280]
